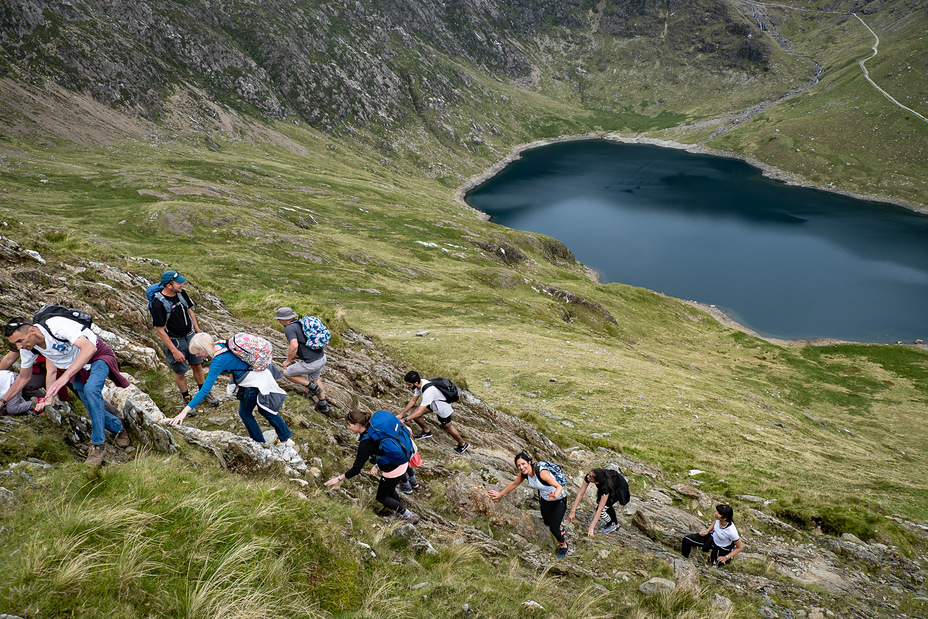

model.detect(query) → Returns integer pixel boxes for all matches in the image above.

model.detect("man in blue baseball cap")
[149,270,219,411]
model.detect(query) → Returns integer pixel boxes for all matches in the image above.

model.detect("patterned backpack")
[226,333,273,371]
[535,461,568,488]
[298,315,331,350]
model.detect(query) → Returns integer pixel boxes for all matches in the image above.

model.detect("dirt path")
[853,13,928,124]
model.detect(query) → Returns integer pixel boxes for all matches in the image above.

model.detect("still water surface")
[465,140,928,343]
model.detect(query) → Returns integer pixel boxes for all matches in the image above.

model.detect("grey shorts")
[283,355,326,382]
[162,332,204,375]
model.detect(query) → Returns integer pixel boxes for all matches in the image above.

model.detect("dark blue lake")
[465,139,928,343]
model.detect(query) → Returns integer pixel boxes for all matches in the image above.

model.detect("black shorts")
[162,332,204,374]
[437,414,454,426]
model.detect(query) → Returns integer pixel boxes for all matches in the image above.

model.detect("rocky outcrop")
[0,0,780,136]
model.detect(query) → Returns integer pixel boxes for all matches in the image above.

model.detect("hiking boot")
[399,482,413,494]
[315,400,329,414]
[600,522,619,534]
[453,441,470,454]
[413,430,433,440]
[275,437,295,448]
[399,509,420,524]
[203,393,220,408]
[409,478,420,490]
[556,543,569,559]
[182,394,197,417]
[114,429,131,448]
[85,444,106,467]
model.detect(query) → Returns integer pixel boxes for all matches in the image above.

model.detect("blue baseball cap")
[161,270,187,285]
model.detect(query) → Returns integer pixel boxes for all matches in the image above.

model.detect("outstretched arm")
[566,479,589,525]
[488,476,523,501]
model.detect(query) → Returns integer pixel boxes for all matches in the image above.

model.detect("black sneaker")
[413,430,433,440]
[315,401,330,414]
[453,442,470,454]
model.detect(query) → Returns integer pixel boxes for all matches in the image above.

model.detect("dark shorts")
[437,414,454,426]
[162,332,204,374]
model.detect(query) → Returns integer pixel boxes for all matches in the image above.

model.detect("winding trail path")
[853,13,928,124]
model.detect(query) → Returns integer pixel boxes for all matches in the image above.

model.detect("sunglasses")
[4,321,29,337]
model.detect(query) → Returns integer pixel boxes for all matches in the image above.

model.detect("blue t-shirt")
[188,350,249,409]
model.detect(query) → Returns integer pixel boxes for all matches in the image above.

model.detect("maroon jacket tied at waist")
[73,339,130,388]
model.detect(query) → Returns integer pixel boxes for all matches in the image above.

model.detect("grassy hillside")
[1,0,927,615]
[2,102,926,536]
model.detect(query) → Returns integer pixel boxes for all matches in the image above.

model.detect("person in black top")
[149,270,218,410]
[567,468,631,537]
[324,409,419,524]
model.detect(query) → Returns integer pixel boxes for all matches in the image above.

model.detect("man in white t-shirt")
[3,311,130,466]
[397,370,469,453]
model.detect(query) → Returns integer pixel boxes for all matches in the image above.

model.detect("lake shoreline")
[455,132,928,217]
[456,132,928,348]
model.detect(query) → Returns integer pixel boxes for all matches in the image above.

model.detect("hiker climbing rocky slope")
[0,234,924,618]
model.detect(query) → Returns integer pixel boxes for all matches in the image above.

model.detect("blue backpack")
[364,410,413,468]
[146,282,189,316]
[298,315,331,350]
[535,461,568,488]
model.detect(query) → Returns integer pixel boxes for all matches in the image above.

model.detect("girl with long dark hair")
[567,468,630,537]
[488,452,570,558]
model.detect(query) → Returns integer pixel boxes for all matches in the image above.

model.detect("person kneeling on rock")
[681,504,743,566]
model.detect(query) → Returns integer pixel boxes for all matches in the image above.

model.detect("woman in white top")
[681,504,744,566]
[488,452,570,558]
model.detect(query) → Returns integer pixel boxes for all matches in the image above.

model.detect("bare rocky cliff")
[0,0,774,131]
[1,234,924,618]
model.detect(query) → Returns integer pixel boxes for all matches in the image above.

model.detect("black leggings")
[539,497,567,544]
[681,532,735,564]
[376,475,404,514]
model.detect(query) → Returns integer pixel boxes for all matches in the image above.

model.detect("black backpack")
[32,305,94,342]
[424,377,459,403]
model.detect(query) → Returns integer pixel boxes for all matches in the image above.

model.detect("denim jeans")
[72,359,123,445]
[238,387,291,443]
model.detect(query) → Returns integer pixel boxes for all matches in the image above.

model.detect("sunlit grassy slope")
[2,98,926,543]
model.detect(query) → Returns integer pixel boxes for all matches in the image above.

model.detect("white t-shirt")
[417,379,453,419]
[19,317,98,371]
[0,370,16,396]
[712,521,740,548]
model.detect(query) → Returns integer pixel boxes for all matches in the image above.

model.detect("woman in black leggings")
[325,409,420,524]
[489,452,570,558]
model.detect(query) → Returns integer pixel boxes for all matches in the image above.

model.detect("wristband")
[0,397,6,405]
